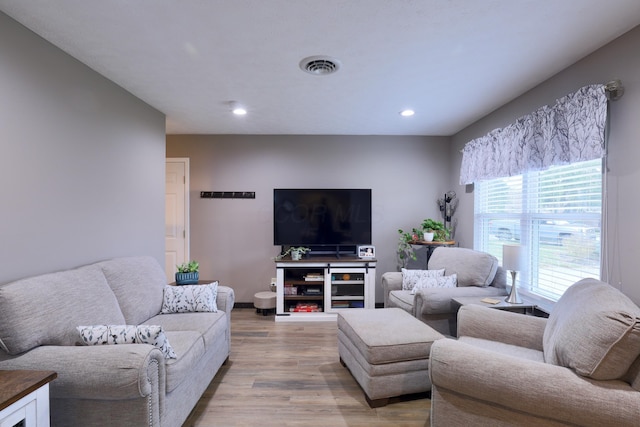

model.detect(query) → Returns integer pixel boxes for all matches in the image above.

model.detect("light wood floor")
[184,308,430,427]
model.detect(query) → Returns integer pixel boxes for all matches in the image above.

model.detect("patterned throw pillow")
[411,274,458,294]
[161,282,219,314]
[401,269,445,290]
[76,324,177,359]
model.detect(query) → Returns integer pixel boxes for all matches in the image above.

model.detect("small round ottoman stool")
[253,291,276,316]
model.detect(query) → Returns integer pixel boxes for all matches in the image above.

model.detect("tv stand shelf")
[274,257,376,322]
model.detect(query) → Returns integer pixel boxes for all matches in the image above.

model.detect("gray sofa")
[429,278,640,426]
[383,247,507,336]
[0,256,235,427]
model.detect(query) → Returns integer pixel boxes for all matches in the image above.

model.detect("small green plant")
[421,218,449,242]
[274,246,311,261]
[176,260,199,273]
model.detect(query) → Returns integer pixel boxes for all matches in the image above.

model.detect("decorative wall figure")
[438,191,458,240]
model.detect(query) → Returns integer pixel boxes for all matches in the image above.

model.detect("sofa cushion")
[76,324,177,359]
[401,268,445,290]
[164,331,206,392]
[0,265,125,355]
[161,282,218,314]
[411,274,457,295]
[543,278,640,380]
[97,256,167,325]
[147,311,228,349]
[428,247,498,287]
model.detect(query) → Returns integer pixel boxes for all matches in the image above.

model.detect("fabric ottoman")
[337,308,445,407]
[253,291,276,315]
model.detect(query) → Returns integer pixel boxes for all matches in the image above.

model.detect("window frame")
[474,159,603,302]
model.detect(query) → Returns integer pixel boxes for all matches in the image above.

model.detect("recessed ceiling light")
[230,101,247,115]
[400,109,415,117]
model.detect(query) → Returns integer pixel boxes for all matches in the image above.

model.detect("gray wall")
[450,24,640,305]
[0,12,166,282]
[166,135,451,303]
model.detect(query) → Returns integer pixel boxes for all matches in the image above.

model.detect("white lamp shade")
[503,244,523,271]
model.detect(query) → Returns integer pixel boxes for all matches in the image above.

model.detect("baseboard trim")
[235,302,255,309]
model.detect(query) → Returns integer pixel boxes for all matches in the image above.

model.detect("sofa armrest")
[457,304,547,350]
[217,285,235,345]
[430,339,640,426]
[414,285,507,315]
[382,272,402,307]
[217,285,235,315]
[0,344,165,401]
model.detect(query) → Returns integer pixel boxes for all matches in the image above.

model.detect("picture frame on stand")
[358,245,375,259]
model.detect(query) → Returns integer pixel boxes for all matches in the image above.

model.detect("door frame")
[166,157,190,272]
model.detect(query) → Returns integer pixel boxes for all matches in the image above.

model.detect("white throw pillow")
[161,282,218,314]
[411,274,458,294]
[401,268,445,290]
[76,324,177,359]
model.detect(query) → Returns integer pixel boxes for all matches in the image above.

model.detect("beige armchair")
[383,247,507,336]
[429,278,640,426]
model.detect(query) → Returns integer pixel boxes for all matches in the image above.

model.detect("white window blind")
[475,159,602,301]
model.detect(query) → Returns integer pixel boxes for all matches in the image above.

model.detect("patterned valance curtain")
[460,84,608,185]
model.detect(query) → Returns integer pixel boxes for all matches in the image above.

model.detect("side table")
[0,370,57,427]
[168,279,218,286]
[410,240,456,266]
[451,295,537,315]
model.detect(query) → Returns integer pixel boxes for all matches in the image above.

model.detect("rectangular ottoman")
[337,308,445,407]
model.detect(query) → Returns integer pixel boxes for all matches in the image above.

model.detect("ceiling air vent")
[299,56,341,76]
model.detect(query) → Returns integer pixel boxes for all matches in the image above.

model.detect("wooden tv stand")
[274,257,376,322]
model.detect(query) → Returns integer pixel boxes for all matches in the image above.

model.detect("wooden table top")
[0,370,57,411]
[409,240,456,246]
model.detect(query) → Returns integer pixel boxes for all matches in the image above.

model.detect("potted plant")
[421,218,449,242]
[175,260,199,285]
[397,228,422,266]
[274,246,311,261]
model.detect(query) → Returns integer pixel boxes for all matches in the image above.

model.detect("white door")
[165,159,189,282]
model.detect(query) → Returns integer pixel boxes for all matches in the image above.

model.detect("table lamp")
[503,244,523,304]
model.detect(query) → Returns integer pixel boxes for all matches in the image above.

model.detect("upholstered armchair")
[429,278,640,426]
[382,247,507,336]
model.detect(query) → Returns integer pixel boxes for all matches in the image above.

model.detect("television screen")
[273,189,372,246]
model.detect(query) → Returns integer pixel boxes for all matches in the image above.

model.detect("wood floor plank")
[183,308,430,426]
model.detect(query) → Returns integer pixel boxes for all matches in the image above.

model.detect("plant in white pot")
[421,218,449,242]
[274,247,311,261]
[175,260,199,285]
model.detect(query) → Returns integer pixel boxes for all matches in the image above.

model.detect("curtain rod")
[604,79,624,101]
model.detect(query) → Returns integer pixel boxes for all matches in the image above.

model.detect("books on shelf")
[291,303,321,312]
[304,273,324,281]
[284,286,298,295]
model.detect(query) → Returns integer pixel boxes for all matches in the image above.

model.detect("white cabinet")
[0,371,56,427]
[275,258,376,322]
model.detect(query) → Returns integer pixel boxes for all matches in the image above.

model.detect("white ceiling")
[2,1,640,136]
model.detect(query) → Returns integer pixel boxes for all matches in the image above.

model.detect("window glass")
[475,159,602,300]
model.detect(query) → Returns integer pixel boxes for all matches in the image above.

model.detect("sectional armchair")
[429,278,640,426]
[383,247,507,336]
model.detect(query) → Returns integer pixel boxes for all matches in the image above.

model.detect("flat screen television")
[273,189,372,249]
